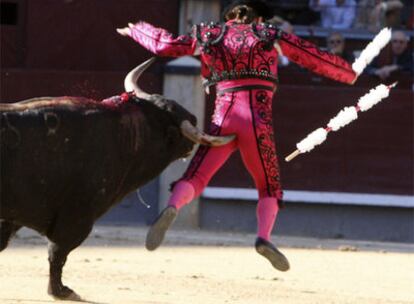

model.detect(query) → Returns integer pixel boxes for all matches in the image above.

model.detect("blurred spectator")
[355,0,404,32]
[381,1,404,29]
[309,0,356,29]
[366,30,413,80]
[354,0,378,30]
[326,32,354,63]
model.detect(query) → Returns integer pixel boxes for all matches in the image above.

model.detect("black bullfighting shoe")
[145,206,178,251]
[255,237,290,272]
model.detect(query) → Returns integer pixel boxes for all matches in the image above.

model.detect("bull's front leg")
[46,206,93,301]
[47,242,82,301]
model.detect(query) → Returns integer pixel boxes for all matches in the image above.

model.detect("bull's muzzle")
[124,58,236,147]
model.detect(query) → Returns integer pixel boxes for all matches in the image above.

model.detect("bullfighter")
[117,0,357,271]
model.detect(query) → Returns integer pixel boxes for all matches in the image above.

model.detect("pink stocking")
[256,197,279,241]
[167,181,195,210]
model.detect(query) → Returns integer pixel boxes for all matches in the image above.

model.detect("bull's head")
[124,58,235,147]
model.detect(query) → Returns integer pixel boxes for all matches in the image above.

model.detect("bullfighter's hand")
[351,74,358,85]
[116,27,131,36]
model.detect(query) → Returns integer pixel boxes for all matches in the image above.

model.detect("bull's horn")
[124,57,156,100]
[180,120,235,146]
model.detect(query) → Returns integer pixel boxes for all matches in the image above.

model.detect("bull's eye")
[167,102,176,111]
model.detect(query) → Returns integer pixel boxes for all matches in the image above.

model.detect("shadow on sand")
[0,297,108,304]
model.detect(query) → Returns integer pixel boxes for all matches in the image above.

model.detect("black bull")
[0,59,234,300]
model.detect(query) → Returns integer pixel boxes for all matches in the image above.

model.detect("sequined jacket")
[128,20,357,88]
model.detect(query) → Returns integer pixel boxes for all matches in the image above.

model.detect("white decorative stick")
[285,83,397,162]
[352,28,392,75]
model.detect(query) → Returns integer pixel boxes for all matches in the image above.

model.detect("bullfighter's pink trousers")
[169,79,281,241]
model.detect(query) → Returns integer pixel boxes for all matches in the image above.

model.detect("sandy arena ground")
[0,226,413,304]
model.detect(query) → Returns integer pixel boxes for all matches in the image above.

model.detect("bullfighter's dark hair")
[222,0,274,22]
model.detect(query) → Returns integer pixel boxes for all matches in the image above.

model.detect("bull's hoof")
[48,285,82,301]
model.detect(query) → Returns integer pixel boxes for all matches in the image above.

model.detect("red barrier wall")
[1,0,179,101]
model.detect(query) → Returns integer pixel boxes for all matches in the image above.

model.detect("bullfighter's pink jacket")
[126,20,357,203]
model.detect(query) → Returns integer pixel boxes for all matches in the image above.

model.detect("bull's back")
[0,97,127,230]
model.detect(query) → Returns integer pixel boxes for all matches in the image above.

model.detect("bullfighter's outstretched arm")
[118,21,197,57]
[277,31,357,84]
